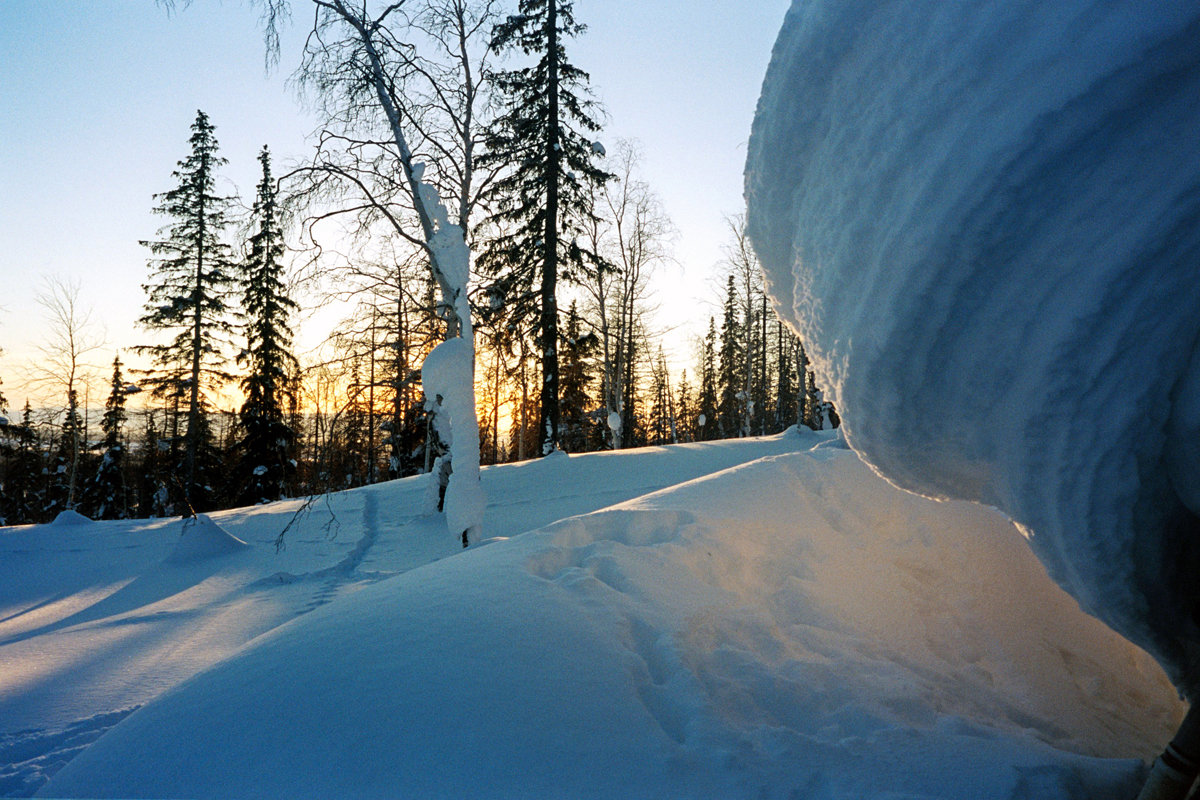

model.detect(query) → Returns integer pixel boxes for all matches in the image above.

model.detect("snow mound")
[43,448,1181,800]
[746,0,1200,696]
[164,515,248,565]
[49,510,92,527]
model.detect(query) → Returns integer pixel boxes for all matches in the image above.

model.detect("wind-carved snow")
[745,0,1200,697]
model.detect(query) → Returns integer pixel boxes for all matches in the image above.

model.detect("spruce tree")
[1,403,41,525]
[234,147,299,506]
[647,346,673,446]
[698,318,718,441]
[337,359,371,489]
[774,324,798,433]
[558,301,597,452]
[478,0,613,456]
[45,390,85,518]
[675,369,695,443]
[717,275,745,438]
[137,110,237,512]
[0,375,11,525]
[750,294,770,436]
[85,356,130,520]
[137,411,171,518]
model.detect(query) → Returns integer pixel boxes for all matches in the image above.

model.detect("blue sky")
[0,0,790,410]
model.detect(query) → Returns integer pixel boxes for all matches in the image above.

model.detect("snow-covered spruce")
[746,0,1200,696]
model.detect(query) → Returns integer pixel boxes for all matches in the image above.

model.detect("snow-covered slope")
[0,433,812,794]
[745,0,1200,697]
[3,432,1180,800]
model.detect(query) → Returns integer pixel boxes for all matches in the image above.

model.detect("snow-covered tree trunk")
[293,0,487,539]
[419,180,485,545]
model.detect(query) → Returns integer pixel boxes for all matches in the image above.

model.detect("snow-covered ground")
[1,430,1183,799]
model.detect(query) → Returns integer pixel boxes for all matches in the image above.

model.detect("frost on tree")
[746,0,1200,698]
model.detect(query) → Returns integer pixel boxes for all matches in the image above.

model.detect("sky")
[0,0,791,412]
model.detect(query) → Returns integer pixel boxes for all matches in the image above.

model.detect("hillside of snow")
[745,0,1200,698]
[1,430,1183,799]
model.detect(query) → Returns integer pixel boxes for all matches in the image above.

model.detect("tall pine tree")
[478,0,612,456]
[137,110,238,512]
[234,146,299,506]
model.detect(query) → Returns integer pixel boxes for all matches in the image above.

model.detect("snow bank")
[48,510,92,527]
[42,446,1181,799]
[745,0,1200,696]
[164,514,248,564]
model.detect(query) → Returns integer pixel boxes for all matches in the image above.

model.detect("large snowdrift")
[745,0,1200,696]
[39,440,1182,799]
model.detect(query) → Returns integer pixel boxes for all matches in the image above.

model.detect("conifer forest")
[0,0,835,526]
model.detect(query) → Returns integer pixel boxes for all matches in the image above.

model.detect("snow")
[422,337,485,540]
[416,174,484,541]
[745,0,1200,698]
[48,510,91,528]
[164,514,248,564]
[0,431,1184,798]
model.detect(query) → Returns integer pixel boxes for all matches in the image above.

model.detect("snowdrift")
[165,514,248,564]
[745,0,1200,696]
[41,443,1181,800]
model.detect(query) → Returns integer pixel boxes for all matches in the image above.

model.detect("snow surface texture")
[745,0,1200,698]
[9,432,1180,800]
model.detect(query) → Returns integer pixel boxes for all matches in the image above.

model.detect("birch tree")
[30,277,103,512]
[580,141,671,449]
[259,0,492,540]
